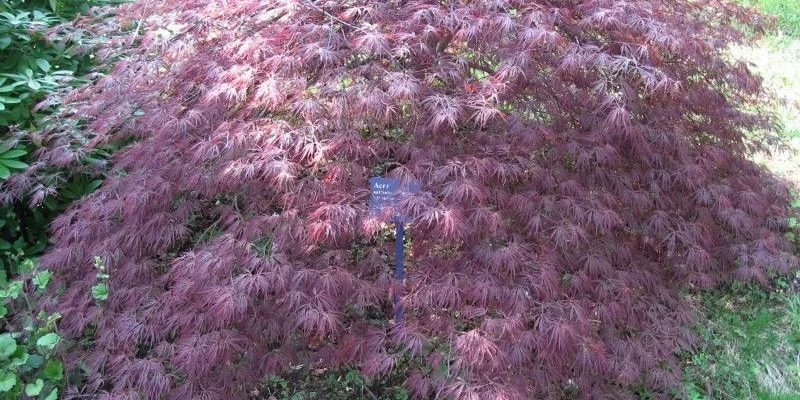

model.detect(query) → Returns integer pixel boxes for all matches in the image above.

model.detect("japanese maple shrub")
[13,0,798,398]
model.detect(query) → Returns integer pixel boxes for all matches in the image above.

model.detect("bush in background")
[0,0,122,274]
[0,1,123,399]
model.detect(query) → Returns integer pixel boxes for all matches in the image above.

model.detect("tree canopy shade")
[8,0,798,398]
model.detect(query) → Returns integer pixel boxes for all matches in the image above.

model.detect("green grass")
[684,2,800,390]
[734,0,800,140]
[680,281,800,400]
[733,34,800,185]
[732,36,800,140]
[738,0,800,37]
[687,0,800,373]
[729,0,800,185]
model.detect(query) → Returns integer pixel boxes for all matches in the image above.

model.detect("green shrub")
[679,279,800,399]
[0,3,120,396]
[0,1,102,129]
[0,0,122,275]
[0,259,63,400]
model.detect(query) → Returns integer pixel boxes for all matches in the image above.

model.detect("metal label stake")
[368,177,420,324]
[394,217,405,323]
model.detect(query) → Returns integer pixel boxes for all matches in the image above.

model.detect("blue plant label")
[369,177,420,220]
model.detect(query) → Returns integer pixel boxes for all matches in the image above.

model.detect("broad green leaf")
[0,95,21,104]
[10,352,28,366]
[0,35,10,50]
[0,73,25,80]
[89,180,103,192]
[35,59,51,73]
[26,354,43,369]
[0,334,17,358]
[44,360,62,380]
[0,371,16,392]
[36,333,59,350]
[84,156,104,164]
[0,149,27,158]
[0,164,10,179]
[11,31,30,41]
[0,102,4,111]
[0,306,6,318]
[27,79,41,90]
[33,271,52,290]
[91,283,108,300]
[44,388,58,400]
[24,378,43,396]
[48,0,58,12]
[18,259,35,274]
[45,313,61,326]
[0,159,28,169]
[7,280,22,299]
[791,198,800,208]
[0,74,28,88]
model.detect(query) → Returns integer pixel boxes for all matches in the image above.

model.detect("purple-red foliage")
[9,0,799,398]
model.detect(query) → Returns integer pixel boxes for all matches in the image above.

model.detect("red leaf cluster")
[11,0,797,398]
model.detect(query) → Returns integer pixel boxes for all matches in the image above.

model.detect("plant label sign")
[369,176,420,324]
[368,177,420,221]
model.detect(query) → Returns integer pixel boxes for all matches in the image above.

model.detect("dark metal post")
[394,218,405,323]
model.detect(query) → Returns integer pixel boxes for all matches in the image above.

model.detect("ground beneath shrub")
[679,23,800,400]
[679,280,800,400]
